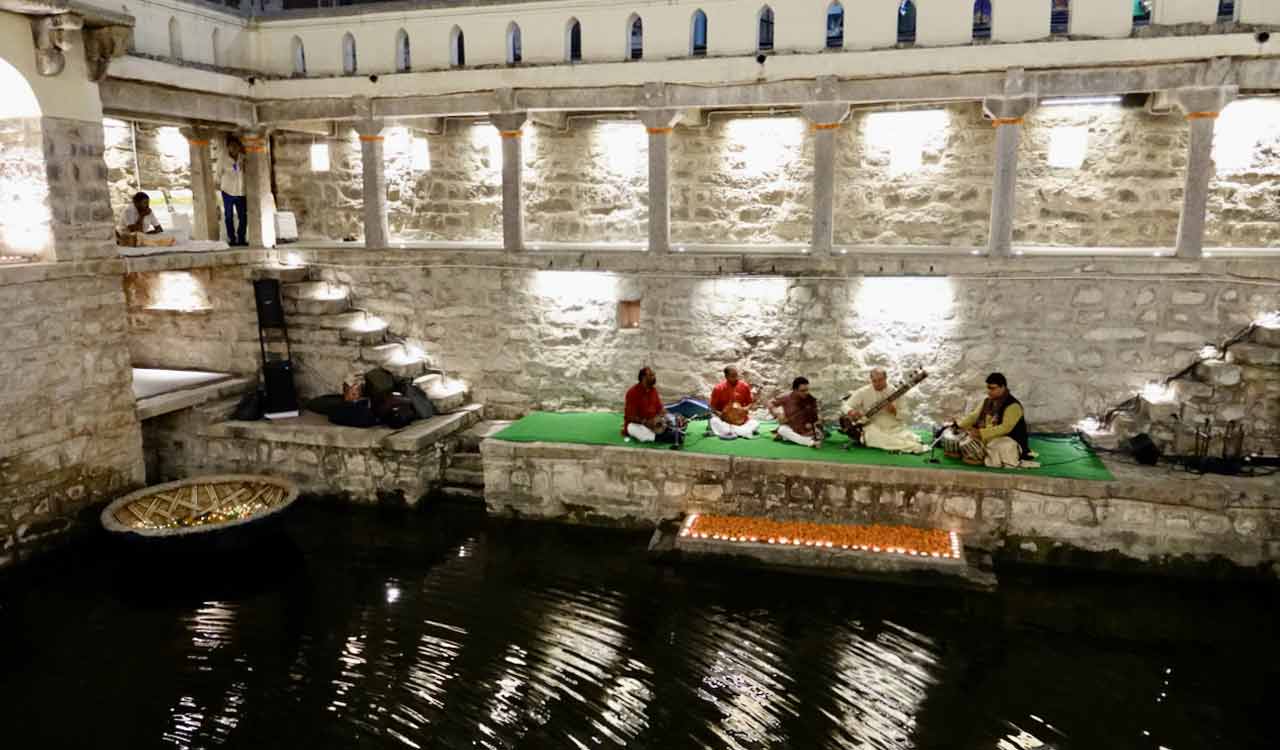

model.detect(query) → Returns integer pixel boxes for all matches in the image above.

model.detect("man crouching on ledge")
[768,376,824,449]
[623,367,687,449]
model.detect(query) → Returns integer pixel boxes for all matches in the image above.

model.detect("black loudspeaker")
[253,279,286,328]
[1129,433,1161,466]
[262,359,298,415]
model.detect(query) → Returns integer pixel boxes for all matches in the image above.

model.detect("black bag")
[406,384,434,420]
[363,367,397,404]
[329,398,378,428]
[377,395,417,429]
[306,394,346,417]
[233,389,264,421]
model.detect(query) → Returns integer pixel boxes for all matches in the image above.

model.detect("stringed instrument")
[838,369,928,447]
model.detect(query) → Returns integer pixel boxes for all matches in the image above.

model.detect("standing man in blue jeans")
[220,136,247,246]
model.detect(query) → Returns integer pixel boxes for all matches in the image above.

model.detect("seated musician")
[767,376,824,449]
[708,366,759,439]
[955,372,1035,468]
[118,191,163,236]
[623,367,685,449]
[840,368,927,453]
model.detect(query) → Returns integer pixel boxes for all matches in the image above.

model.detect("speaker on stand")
[252,278,299,419]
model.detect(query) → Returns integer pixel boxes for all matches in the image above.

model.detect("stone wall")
[1015,104,1188,248]
[123,263,262,374]
[288,249,1280,451]
[525,120,647,243]
[103,119,201,224]
[1205,99,1280,248]
[0,263,145,570]
[833,104,995,247]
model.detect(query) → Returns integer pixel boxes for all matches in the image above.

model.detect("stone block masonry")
[103,119,198,224]
[0,263,145,570]
[42,119,123,262]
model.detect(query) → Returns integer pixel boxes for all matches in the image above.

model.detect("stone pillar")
[638,109,680,253]
[983,96,1037,257]
[241,130,275,249]
[181,127,220,241]
[801,103,850,255]
[355,119,390,249]
[1171,87,1236,259]
[491,112,528,252]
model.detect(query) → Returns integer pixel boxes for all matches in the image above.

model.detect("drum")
[958,433,987,465]
[722,402,749,426]
[940,427,966,459]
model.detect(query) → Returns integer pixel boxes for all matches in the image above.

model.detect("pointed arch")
[758,5,775,52]
[1217,0,1236,22]
[973,0,992,40]
[291,35,306,76]
[1050,0,1070,35]
[1133,0,1152,27]
[211,28,221,66]
[168,17,182,59]
[627,13,643,61]
[690,9,708,56]
[825,2,844,49]
[897,1,917,45]
[342,32,357,75]
[450,26,465,67]
[566,17,582,62]
[507,22,522,64]
[395,28,410,72]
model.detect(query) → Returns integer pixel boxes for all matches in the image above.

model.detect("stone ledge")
[136,376,255,420]
[0,259,124,287]
[383,403,484,451]
[122,249,274,274]
[201,402,484,451]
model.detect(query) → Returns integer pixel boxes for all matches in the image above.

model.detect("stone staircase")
[437,420,512,502]
[253,265,468,411]
[1098,319,1280,457]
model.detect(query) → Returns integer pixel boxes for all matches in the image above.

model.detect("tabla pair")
[940,426,987,465]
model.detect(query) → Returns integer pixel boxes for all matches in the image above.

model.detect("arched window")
[627,14,643,60]
[211,28,220,66]
[395,28,410,72]
[450,26,465,67]
[507,22,522,64]
[342,33,357,75]
[566,18,582,62]
[758,6,775,52]
[898,1,917,45]
[1050,0,1070,35]
[973,0,992,40]
[826,2,844,49]
[291,36,306,76]
[1217,0,1236,22]
[691,10,708,56]
[168,17,182,59]
[1133,0,1152,27]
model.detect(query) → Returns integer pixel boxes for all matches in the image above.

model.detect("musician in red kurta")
[708,366,759,439]
[623,367,684,446]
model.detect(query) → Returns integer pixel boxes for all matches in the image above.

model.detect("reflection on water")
[0,505,1276,750]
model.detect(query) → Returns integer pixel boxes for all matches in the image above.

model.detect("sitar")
[838,369,929,447]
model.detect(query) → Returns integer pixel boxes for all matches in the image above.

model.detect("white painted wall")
[1240,0,1280,25]
[992,0,1053,44]
[77,0,251,68]
[0,11,103,122]
[1154,0,1221,25]
[1071,0,1136,38]
[847,0,901,51]
[916,0,976,47]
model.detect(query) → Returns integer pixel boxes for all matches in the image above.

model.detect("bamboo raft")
[100,475,298,539]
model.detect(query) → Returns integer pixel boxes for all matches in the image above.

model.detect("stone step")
[1251,325,1280,347]
[414,373,469,413]
[383,403,485,451]
[1171,378,1213,402]
[457,419,513,452]
[1138,395,1180,423]
[339,322,387,345]
[444,467,485,487]
[263,327,340,345]
[281,281,344,300]
[1193,359,1243,386]
[1226,344,1280,367]
[284,296,350,315]
[449,452,484,472]
[437,485,485,503]
[289,311,370,330]
[252,265,309,283]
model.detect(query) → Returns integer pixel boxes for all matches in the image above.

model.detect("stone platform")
[481,439,1280,575]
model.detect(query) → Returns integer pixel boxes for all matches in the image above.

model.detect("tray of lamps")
[100,474,298,539]
[678,513,963,561]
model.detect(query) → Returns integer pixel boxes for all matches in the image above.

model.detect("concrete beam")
[529,111,568,130]
[100,78,254,127]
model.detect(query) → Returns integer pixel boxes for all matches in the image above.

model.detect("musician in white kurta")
[840,369,929,453]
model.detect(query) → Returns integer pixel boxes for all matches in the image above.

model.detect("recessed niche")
[618,300,641,329]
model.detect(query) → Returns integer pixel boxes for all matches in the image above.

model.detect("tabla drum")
[958,434,987,465]
[722,402,749,426]
[940,427,966,459]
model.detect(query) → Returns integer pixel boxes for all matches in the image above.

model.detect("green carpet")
[492,412,1115,481]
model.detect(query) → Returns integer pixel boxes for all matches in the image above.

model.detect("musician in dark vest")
[840,368,928,453]
[955,372,1033,468]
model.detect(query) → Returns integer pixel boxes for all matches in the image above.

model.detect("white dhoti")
[776,425,820,447]
[626,422,656,442]
[862,422,928,453]
[983,436,1023,468]
[710,416,759,439]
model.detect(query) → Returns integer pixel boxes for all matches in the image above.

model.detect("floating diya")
[679,513,960,559]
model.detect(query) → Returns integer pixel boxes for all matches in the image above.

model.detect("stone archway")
[0,53,53,263]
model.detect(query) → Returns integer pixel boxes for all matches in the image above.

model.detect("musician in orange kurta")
[840,368,928,453]
[708,366,759,439]
[623,367,685,447]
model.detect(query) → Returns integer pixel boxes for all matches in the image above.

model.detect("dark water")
[1,505,1276,750]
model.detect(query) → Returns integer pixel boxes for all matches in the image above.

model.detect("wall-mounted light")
[411,137,430,171]
[309,143,330,172]
[1047,126,1089,169]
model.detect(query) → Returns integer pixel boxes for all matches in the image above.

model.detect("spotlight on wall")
[1257,32,1271,44]
[864,110,947,177]
[1047,126,1089,169]
[756,53,766,64]
[369,74,379,83]
[310,143,330,172]
[411,137,430,171]
[247,76,257,85]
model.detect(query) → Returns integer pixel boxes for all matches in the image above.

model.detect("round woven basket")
[100,474,299,539]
